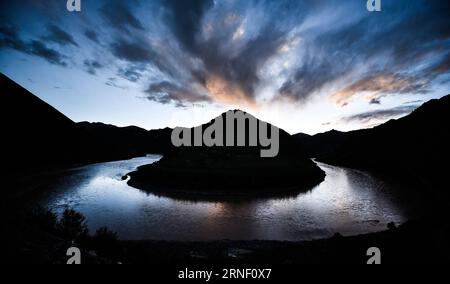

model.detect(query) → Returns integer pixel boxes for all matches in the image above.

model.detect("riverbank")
[118,219,449,264]
[4,213,448,264]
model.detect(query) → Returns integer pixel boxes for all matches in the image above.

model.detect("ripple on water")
[37,157,411,241]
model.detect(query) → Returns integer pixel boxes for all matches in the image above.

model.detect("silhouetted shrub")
[29,206,58,234]
[94,227,118,241]
[89,227,120,259]
[58,209,89,241]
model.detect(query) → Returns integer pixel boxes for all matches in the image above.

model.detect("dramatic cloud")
[333,73,430,106]
[117,63,158,83]
[99,0,144,34]
[342,105,419,124]
[28,40,67,66]
[0,25,27,52]
[0,25,67,66]
[144,80,210,108]
[110,38,155,63]
[151,0,313,106]
[84,29,100,44]
[275,1,450,106]
[44,24,79,47]
[278,57,337,103]
[154,0,449,108]
[84,59,103,75]
[426,53,450,79]
[1,0,450,112]
[161,0,214,52]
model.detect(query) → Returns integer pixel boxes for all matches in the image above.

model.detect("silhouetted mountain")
[0,73,171,176]
[294,95,450,196]
[128,110,325,197]
[1,73,79,172]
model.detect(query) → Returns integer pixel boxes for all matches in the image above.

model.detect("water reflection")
[36,155,411,241]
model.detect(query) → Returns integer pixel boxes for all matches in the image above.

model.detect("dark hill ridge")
[294,94,450,196]
[127,110,326,197]
[0,73,171,176]
[75,121,172,163]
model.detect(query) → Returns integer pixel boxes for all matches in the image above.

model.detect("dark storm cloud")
[0,25,67,66]
[2,0,450,109]
[99,0,144,34]
[278,1,450,105]
[152,0,312,105]
[44,24,79,47]
[109,37,177,80]
[161,0,214,51]
[84,60,103,75]
[28,40,67,66]
[369,98,381,105]
[118,65,145,82]
[426,53,450,78]
[98,1,212,106]
[278,56,338,103]
[0,25,27,52]
[203,25,288,101]
[342,105,419,124]
[110,38,154,63]
[84,29,100,44]
[144,80,210,108]
[95,0,449,108]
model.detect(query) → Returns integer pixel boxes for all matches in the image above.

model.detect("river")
[35,155,413,241]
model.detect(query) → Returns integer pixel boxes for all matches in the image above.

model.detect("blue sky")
[1,0,449,134]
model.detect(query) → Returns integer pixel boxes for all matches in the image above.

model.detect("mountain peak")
[219,109,253,117]
[205,109,285,133]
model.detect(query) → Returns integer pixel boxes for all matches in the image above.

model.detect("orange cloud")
[333,74,416,107]
[206,74,257,108]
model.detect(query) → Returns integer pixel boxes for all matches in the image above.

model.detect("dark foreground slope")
[128,111,325,197]
[121,219,450,265]
[0,73,171,190]
[6,207,449,264]
[0,73,78,172]
[295,95,450,197]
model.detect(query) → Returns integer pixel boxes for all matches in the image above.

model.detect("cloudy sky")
[1,0,449,134]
